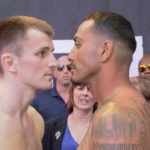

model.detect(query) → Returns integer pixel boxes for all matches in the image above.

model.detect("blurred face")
[139,56,150,80]
[16,29,57,90]
[68,20,100,84]
[54,56,72,87]
[73,85,95,111]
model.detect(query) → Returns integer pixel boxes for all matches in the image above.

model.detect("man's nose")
[68,47,75,62]
[48,54,57,69]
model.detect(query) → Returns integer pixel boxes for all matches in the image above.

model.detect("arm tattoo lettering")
[94,143,137,150]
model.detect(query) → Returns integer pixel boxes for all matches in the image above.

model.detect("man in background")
[0,16,57,150]
[31,55,72,121]
[69,11,150,149]
[138,54,150,80]
[130,76,150,102]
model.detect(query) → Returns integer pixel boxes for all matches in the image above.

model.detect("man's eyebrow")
[40,46,55,52]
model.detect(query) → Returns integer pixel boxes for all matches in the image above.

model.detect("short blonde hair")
[0,16,54,74]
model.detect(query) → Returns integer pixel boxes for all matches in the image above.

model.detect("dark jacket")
[31,86,68,121]
[42,115,68,150]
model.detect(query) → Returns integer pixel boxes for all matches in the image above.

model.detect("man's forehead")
[79,20,94,30]
[74,20,96,41]
[141,57,150,64]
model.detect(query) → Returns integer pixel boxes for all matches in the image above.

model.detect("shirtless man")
[0,16,57,150]
[69,11,150,150]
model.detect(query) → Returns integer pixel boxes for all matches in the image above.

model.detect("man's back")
[78,87,150,150]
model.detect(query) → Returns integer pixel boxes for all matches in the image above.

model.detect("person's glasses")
[57,64,72,71]
[139,64,150,73]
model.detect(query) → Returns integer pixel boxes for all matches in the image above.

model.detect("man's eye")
[75,43,80,48]
[37,50,49,57]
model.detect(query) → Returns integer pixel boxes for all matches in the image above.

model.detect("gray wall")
[0,0,149,54]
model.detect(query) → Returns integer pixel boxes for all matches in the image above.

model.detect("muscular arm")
[78,105,149,150]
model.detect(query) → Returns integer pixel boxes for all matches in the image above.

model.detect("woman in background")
[42,83,97,150]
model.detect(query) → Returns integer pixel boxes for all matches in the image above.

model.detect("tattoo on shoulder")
[91,106,149,150]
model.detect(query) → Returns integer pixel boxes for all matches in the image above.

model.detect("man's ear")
[1,53,17,73]
[97,40,113,62]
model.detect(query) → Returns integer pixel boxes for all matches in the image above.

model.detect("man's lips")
[62,76,70,80]
[44,73,53,79]
[45,73,53,76]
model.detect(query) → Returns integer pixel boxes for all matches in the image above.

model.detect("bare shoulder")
[89,98,150,150]
[28,106,44,139]
[77,91,150,150]
[28,105,44,122]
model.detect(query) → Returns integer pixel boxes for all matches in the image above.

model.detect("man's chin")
[71,77,86,85]
[63,81,71,87]
[38,82,53,90]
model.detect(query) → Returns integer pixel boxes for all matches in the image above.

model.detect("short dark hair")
[84,11,136,53]
[0,16,54,74]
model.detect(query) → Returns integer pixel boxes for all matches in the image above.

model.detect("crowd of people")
[0,11,149,150]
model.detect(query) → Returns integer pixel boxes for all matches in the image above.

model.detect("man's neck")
[0,79,36,119]
[56,82,69,93]
[56,82,70,103]
[89,68,130,106]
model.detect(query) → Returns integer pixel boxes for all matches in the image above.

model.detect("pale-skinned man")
[0,16,57,150]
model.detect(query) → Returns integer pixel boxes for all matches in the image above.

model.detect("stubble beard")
[62,80,71,87]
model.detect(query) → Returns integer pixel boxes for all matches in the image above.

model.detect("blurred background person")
[130,77,150,103]
[138,54,150,80]
[42,83,97,150]
[31,55,72,121]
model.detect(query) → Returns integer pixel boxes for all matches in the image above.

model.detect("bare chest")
[0,118,42,150]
